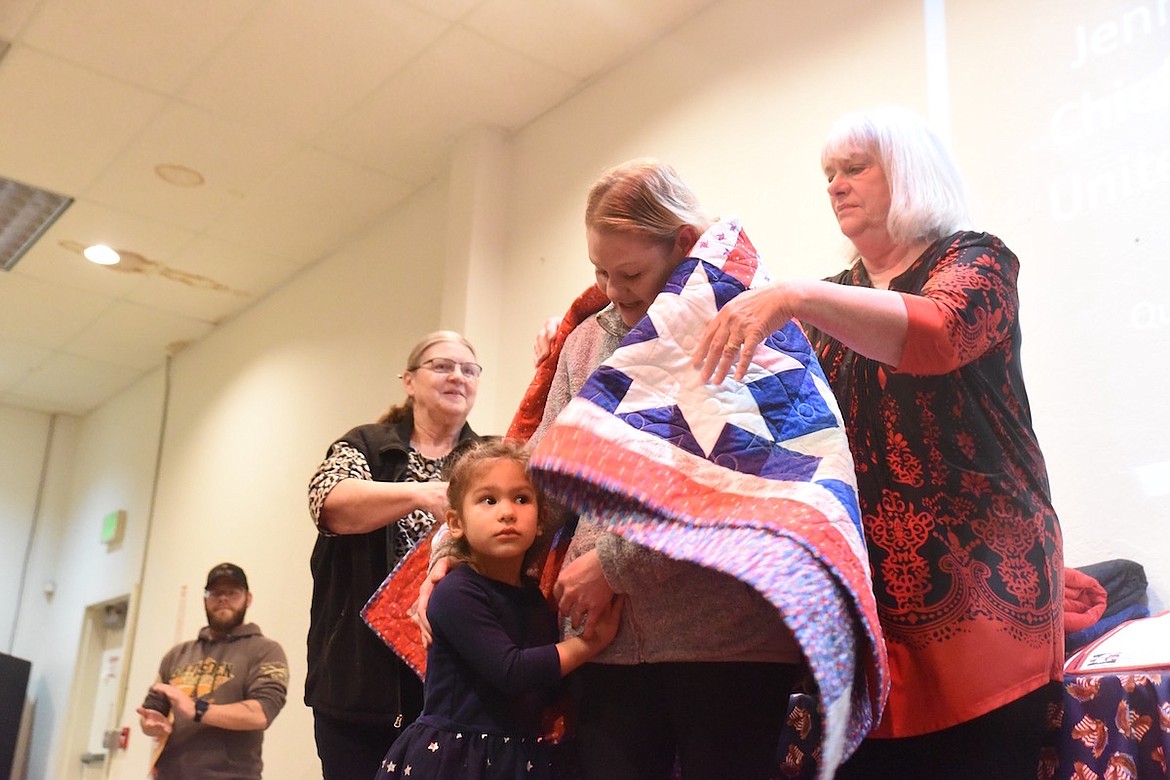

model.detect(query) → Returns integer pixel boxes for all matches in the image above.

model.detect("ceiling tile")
[319,27,579,182]
[13,199,197,297]
[0,46,166,194]
[206,148,416,260]
[10,238,149,303]
[0,340,51,390]
[465,0,715,79]
[4,351,145,415]
[84,102,301,233]
[66,300,215,371]
[401,0,481,23]
[0,0,41,41]
[425,28,582,127]
[120,236,300,323]
[18,0,264,93]
[178,0,451,141]
[0,0,722,415]
[0,273,112,350]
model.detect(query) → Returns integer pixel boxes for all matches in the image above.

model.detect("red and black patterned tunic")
[806,231,1064,737]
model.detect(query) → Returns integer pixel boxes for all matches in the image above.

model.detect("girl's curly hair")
[436,438,549,577]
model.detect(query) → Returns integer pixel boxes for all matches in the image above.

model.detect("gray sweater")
[534,306,802,665]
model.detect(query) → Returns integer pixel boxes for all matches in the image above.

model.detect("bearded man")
[137,563,289,779]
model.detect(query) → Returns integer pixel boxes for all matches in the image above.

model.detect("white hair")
[822,105,972,244]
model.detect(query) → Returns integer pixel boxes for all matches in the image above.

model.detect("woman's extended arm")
[319,478,449,535]
[432,573,619,695]
[694,279,909,384]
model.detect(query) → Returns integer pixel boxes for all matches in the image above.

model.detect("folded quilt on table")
[1064,567,1108,634]
[1066,559,1151,653]
[527,218,888,778]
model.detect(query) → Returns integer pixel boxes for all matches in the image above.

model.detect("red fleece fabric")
[1064,566,1108,633]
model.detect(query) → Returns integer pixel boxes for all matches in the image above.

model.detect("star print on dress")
[427,741,439,752]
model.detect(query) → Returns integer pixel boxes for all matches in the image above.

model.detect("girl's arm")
[430,573,621,695]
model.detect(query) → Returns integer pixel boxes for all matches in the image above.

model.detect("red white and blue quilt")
[527,218,888,776]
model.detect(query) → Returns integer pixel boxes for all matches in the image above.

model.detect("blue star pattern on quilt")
[578,257,846,487]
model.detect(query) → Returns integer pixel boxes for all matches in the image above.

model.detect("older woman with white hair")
[697,106,1064,779]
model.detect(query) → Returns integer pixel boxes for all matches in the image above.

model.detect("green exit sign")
[101,510,125,545]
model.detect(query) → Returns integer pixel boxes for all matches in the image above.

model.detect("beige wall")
[6,373,160,779]
[6,0,1166,776]
[0,405,52,654]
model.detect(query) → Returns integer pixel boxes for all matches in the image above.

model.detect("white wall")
[943,0,1170,576]
[6,0,1166,777]
[10,370,163,780]
[0,405,51,656]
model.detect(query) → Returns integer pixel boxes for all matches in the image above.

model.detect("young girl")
[375,439,622,780]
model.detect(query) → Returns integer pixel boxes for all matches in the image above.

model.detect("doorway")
[61,596,130,779]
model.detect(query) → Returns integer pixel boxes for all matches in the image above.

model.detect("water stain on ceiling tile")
[59,239,251,297]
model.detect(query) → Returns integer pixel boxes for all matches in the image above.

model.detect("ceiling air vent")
[0,176,74,271]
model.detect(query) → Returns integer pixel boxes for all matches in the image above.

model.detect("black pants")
[834,681,1062,780]
[571,661,801,780]
[313,710,412,780]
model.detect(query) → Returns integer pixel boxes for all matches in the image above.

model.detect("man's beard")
[206,604,247,634]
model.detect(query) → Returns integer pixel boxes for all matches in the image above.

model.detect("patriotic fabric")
[527,217,888,777]
[363,541,431,677]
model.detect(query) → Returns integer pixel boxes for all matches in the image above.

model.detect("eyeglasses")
[204,586,245,601]
[413,357,483,379]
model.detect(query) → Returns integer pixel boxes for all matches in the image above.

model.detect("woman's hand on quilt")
[693,283,796,384]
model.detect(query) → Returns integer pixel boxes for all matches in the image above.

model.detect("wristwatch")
[193,698,209,723]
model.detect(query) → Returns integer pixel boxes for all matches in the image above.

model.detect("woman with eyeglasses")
[306,330,484,780]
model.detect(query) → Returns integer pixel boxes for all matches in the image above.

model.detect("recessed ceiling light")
[84,244,120,265]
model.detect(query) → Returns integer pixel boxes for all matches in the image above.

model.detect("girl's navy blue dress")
[375,563,561,779]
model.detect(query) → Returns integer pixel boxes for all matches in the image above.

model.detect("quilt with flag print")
[527,217,888,777]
